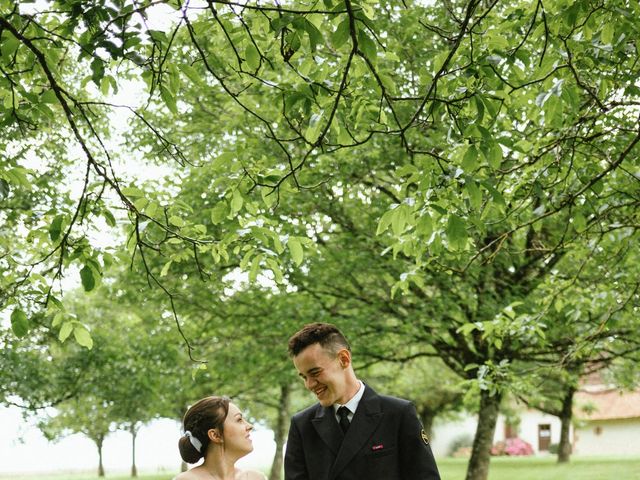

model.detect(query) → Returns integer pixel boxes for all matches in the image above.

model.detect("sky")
[0,405,276,476]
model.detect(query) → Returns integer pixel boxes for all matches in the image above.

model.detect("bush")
[491,437,534,456]
[549,443,559,454]
[491,441,506,456]
[448,433,474,457]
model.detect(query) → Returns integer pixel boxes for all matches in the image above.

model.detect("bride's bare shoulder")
[240,470,267,480]
[173,470,200,480]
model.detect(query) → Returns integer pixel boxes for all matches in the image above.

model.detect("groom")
[284,322,440,480]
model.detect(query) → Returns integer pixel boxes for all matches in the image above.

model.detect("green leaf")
[103,209,116,227]
[379,74,397,95]
[145,201,160,218]
[80,265,96,292]
[40,89,58,104]
[357,29,377,61]
[49,214,64,242]
[169,215,185,227]
[303,19,323,51]
[376,209,395,235]
[601,23,614,45]
[133,197,148,211]
[573,212,587,232]
[487,142,503,169]
[160,260,173,277]
[91,58,105,85]
[482,181,506,210]
[456,322,479,336]
[432,50,449,74]
[191,363,208,381]
[48,296,64,310]
[0,33,19,58]
[249,254,263,282]
[474,95,485,123]
[240,249,254,270]
[331,18,351,48]
[288,237,304,266]
[100,76,111,96]
[544,95,563,129]
[160,84,178,115]
[52,312,65,328]
[0,178,10,199]
[337,122,352,144]
[391,205,408,236]
[416,212,433,238]
[121,186,144,197]
[211,202,229,224]
[59,322,73,342]
[231,189,244,214]
[461,145,478,172]
[466,181,483,211]
[261,188,277,208]
[11,309,29,337]
[180,63,204,86]
[272,232,285,254]
[266,258,284,283]
[245,43,260,70]
[446,215,468,251]
[6,167,31,189]
[305,112,324,143]
[73,326,93,349]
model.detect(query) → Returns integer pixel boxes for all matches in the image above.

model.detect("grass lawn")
[0,474,175,480]
[438,455,640,480]
[2,457,639,480]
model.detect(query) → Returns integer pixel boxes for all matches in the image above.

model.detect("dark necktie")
[337,406,350,434]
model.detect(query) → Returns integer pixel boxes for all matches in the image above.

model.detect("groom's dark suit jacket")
[284,385,440,480]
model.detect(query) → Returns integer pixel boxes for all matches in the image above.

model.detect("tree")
[3,2,640,480]
[38,395,115,477]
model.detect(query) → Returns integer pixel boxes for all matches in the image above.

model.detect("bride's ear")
[208,428,223,444]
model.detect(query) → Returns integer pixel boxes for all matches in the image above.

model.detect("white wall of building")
[432,409,640,458]
[516,410,566,453]
[431,409,570,457]
[430,416,478,458]
[574,419,640,456]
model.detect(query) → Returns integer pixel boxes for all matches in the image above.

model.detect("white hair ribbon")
[184,430,202,453]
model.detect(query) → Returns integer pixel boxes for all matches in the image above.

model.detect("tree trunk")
[130,424,138,477]
[557,386,575,464]
[465,389,502,480]
[97,437,105,477]
[269,384,292,480]
[419,406,435,439]
[181,461,188,472]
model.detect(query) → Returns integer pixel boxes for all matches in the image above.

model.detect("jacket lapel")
[311,404,344,455]
[329,385,383,479]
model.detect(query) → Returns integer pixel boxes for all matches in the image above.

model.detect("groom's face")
[293,343,350,407]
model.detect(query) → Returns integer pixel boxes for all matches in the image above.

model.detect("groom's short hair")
[288,322,351,357]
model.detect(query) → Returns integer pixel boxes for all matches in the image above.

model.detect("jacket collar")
[311,384,384,479]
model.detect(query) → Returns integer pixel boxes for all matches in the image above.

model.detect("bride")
[175,396,266,480]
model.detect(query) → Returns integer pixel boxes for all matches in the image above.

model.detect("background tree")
[38,395,115,477]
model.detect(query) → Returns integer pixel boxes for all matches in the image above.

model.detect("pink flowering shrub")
[491,438,534,456]
[504,437,534,455]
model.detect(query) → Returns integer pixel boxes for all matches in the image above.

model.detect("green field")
[0,475,174,480]
[2,457,639,480]
[438,456,640,480]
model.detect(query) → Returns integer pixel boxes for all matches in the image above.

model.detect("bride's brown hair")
[178,396,230,464]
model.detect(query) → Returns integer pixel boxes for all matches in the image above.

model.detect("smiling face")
[293,343,353,407]
[221,403,254,456]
